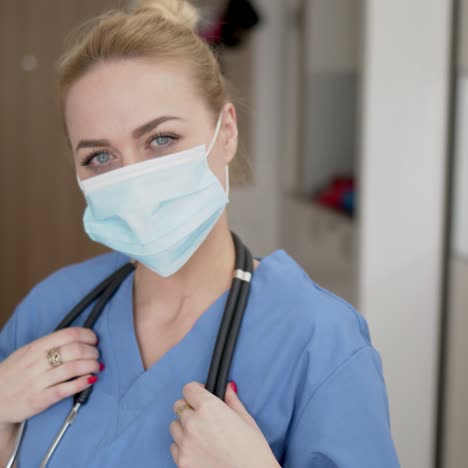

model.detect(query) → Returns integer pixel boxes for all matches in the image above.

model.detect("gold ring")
[47,348,63,368]
[175,401,193,419]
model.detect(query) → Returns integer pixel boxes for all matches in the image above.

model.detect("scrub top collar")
[102,251,284,411]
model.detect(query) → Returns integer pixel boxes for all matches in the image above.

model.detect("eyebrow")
[75,115,184,153]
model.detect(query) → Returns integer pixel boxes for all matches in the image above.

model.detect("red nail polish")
[88,375,98,385]
[99,363,105,372]
[230,381,238,394]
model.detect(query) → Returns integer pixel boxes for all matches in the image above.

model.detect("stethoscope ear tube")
[75,262,136,406]
[205,232,253,399]
[55,262,135,330]
[205,232,244,395]
[214,244,253,398]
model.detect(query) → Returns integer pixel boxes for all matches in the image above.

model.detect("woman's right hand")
[0,327,102,430]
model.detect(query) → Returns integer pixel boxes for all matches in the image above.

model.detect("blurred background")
[0,0,466,467]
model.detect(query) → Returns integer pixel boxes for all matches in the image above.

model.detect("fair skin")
[0,58,279,468]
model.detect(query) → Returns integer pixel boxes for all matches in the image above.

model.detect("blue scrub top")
[0,250,400,467]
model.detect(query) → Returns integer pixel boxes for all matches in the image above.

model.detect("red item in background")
[315,177,354,211]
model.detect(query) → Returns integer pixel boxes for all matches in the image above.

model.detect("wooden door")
[0,1,121,327]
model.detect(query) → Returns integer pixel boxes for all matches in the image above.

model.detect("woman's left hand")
[170,381,281,468]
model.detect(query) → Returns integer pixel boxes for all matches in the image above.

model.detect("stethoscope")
[7,232,253,468]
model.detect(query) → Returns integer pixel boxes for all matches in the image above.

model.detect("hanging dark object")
[199,0,261,48]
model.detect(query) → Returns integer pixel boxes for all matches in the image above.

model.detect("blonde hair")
[57,0,227,121]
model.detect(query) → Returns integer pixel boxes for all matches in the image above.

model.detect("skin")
[0,58,279,468]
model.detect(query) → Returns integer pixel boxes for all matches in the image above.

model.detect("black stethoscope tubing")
[56,261,138,407]
[8,232,253,467]
[207,233,253,397]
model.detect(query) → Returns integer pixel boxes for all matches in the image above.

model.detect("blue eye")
[153,135,171,146]
[81,151,113,167]
[95,153,111,164]
[150,133,178,149]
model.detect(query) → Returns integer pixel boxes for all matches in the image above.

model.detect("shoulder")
[5,252,130,349]
[256,249,374,386]
[258,249,370,347]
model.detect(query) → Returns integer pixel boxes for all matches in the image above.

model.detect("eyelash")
[147,131,179,148]
[81,151,109,167]
[80,131,181,167]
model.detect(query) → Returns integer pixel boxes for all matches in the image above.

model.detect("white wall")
[359,1,452,467]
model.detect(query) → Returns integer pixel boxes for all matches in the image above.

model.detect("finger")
[35,328,98,354]
[42,343,99,371]
[42,359,101,388]
[169,419,184,446]
[40,374,98,410]
[170,442,180,465]
[182,382,210,411]
[173,399,190,416]
[173,399,195,427]
[224,381,258,427]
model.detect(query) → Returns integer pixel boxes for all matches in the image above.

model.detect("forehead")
[64,58,205,141]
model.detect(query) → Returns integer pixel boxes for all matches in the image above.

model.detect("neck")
[133,215,235,323]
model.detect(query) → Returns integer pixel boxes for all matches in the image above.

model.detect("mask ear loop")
[206,112,230,199]
[76,174,84,190]
[206,113,223,157]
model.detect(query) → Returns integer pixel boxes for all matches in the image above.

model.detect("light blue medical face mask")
[78,114,229,277]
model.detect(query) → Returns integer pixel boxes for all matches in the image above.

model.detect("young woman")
[0,1,400,466]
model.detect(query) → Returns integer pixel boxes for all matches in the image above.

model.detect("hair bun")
[134,0,200,31]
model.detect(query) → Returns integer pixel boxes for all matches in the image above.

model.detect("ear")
[221,102,238,165]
